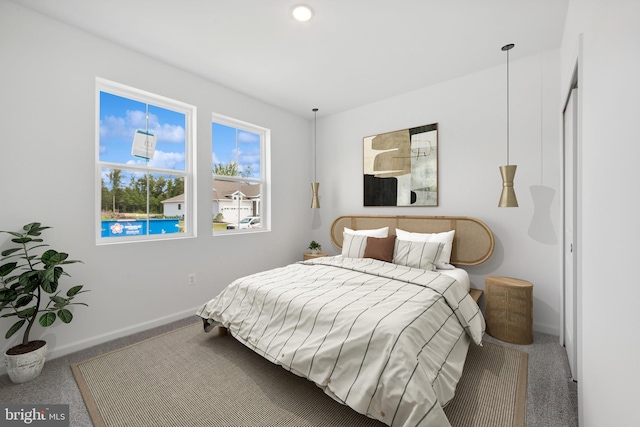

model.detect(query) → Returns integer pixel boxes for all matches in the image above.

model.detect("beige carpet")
[72,322,527,427]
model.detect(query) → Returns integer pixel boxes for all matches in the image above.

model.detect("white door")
[563,88,578,382]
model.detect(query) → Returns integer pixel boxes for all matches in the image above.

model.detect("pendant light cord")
[506,47,510,166]
[313,108,318,182]
[501,43,514,166]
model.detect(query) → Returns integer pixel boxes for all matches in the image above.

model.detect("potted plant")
[307,240,322,254]
[0,222,89,383]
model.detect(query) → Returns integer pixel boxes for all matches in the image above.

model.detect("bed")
[196,215,494,427]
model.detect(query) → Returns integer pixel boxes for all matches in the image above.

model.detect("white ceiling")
[11,0,569,118]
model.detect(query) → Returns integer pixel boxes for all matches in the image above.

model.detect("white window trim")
[95,77,197,244]
[212,112,270,235]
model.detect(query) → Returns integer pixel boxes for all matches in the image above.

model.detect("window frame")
[211,112,270,235]
[95,77,197,244]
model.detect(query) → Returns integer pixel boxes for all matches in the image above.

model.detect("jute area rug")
[72,322,527,427]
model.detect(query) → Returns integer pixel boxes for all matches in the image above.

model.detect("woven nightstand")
[485,276,533,345]
[303,252,327,261]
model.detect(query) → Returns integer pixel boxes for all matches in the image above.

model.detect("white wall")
[0,3,311,367]
[561,1,640,425]
[313,50,563,335]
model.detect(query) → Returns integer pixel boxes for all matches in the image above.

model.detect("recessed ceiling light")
[292,5,314,22]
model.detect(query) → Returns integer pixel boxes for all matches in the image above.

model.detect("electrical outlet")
[187,273,197,285]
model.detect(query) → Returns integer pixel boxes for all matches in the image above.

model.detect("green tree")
[166,176,184,198]
[213,161,239,176]
[102,171,186,216]
[213,161,252,177]
[101,178,110,212]
[108,169,122,213]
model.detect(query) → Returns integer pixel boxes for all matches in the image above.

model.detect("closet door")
[563,87,578,382]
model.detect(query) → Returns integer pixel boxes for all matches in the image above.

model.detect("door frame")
[561,51,582,384]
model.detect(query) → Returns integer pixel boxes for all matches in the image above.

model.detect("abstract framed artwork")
[363,123,438,206]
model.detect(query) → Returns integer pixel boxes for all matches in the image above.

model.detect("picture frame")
[363,123,438,206]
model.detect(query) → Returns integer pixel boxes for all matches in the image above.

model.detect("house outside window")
[211,113,269,233]
[96,78,196,243]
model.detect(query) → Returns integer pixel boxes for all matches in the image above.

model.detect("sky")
[99,91,186,171]
[211,122,261,178]
[99,91,260,184]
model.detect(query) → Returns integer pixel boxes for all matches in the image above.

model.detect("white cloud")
[238,130,259,143]
[101,109,184,143]
[126,150,185,170]
[155,123,184,143]
[100,115,127,138]
[149,150,185,169]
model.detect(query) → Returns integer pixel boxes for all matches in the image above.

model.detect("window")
[96,78,196,243]
[211,114,269,233]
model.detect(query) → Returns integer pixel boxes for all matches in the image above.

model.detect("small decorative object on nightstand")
[485,276,533,345]
[307,240,322,253]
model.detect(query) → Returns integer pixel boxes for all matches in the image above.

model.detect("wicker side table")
[303,252,328,261]
[485,276,533,344]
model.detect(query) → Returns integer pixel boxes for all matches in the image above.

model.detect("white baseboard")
[0,307,200,376]
[533,321,559,336]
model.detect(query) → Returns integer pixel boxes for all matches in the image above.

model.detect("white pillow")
[393,240,444,271]
[341,233,369,258]
[344,227,389,237]
[395,229,455,269]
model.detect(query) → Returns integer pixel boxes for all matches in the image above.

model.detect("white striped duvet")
[196,256,485,427]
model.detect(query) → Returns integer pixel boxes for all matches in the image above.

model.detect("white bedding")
[196,256,485,427]
[438,268,470,292]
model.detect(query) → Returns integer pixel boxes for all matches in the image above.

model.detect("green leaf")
[39,312,57,327]
[42,250,68,266]
[0,262,18,277]
[24,223,50,236]
[24,222,41,231]
[16,306,36,319]
[18,270,39,287]
[0,289,18,302]
[42,266,57,284]
[14,295,33,308]
[41,281,55,294]
[41,268,61,293]
[66,285,84,297]
[5,319,26,339]
[51,296,69,309]
[1,248,22,257]
[50,295,67,305]
[23,275,40,294]
[10,237,32,245]
[57,309,73,323]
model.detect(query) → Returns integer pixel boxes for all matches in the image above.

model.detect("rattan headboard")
[330,215,494,266]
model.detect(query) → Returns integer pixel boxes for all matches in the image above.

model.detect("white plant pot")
[5,341,48,384]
